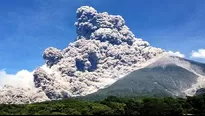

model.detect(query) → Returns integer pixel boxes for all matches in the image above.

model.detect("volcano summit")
[0,6,205,104]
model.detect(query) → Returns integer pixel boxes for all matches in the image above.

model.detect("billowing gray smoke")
[0,6,164,104]
[75,6,134,45]
[43,47,63,67]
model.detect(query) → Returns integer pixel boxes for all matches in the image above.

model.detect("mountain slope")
[32,6,164,100]
[0,6,164,104]
[82,56,205,100]
[0,6,205,104]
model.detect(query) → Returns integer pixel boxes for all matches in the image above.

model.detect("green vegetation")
[1,94,205,115]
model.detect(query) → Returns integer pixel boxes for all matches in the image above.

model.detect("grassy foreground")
[1,94,205,115]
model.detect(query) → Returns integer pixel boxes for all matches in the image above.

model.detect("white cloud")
[168,51,185,58]
[191,49,205,59]
[0,70,34,88]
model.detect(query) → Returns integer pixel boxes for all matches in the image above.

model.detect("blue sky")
[1,0,205,74]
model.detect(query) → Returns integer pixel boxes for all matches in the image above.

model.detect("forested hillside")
[1,94,205,115]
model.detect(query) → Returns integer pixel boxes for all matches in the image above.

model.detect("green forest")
[1,94,205,115]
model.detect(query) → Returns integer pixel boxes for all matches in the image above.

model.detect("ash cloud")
[0,6,164,104]
[34,6,164,100]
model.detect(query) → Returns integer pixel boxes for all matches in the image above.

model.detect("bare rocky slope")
[82,56,205,100]
[0,6,204,104]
